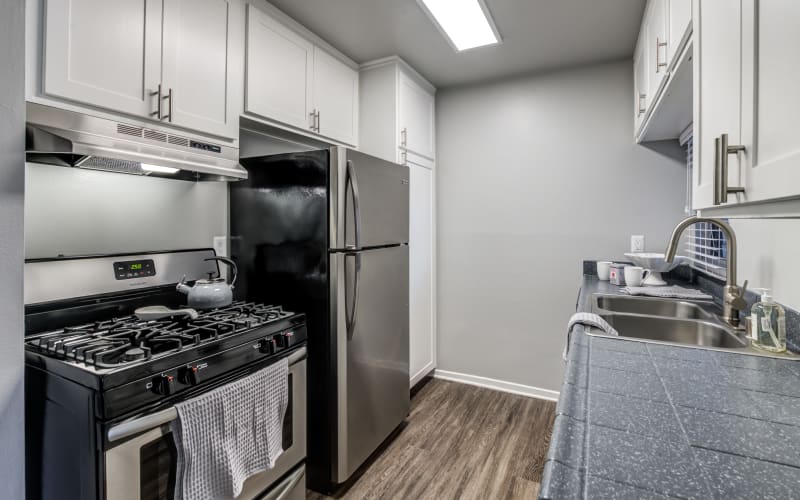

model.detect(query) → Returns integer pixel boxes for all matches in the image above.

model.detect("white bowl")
[623,252,689,286]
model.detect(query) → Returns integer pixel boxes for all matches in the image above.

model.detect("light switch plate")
[631,235,645,253]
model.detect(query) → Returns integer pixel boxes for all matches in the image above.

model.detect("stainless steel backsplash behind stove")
[25,162,229,258]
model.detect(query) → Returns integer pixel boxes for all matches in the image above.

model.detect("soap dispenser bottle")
[750,288,786,353]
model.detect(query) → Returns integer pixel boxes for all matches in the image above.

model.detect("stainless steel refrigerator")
[231,147,410,493]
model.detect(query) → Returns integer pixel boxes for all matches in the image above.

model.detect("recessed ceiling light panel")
[418,0,501,51]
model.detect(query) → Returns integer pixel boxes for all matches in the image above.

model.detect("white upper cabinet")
[244,3,359,146]
[667,0,692,65]
[633,35,649,131]
[245,4,314,132]
[312,47,359,146]
[693,0,800,212]
[634,0,693,142]
[360,57,436,165]
[646,0,669,102]
[738,0,800,205]
[161,0,237,139]
[42,0,162,119]
[398,72,436,160]
[38,0,239,140]
[693,0,742,209]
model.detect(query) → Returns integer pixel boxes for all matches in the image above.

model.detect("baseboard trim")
[433,369,560,402]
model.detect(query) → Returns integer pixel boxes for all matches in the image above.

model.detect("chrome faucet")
[664,216,748,328]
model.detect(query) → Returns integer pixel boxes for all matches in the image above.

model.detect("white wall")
[436,61,687,393]
[25,163,229,258]
[731,219,800,311]
[0,0,26,497]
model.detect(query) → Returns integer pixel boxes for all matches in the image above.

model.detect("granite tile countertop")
[539,274,800,499]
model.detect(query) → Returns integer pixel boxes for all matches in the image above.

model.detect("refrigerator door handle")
[345,160,362,250]
[345,252,361,340]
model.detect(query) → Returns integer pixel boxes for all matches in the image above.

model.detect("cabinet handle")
[151,84,163,120]
[316,110,320,133]
[637,94,647,116]
[714,133,746,205]
[309,109,317,131]
[401,127,407,147]
[656,38,667,73]
[162,88,173,122]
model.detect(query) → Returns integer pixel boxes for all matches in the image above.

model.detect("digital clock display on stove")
[114,259,156,280]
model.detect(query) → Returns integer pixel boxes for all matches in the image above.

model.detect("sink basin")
[593,314,747,349]
[592,294,717,320]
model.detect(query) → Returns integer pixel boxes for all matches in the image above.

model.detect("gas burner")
[25,302,295,368]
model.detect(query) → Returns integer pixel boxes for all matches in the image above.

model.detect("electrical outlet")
[213,236,228,257]
[631,235,645,253]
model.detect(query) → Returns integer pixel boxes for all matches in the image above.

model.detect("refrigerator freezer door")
[330,245,410,482]
[330,148,409,250]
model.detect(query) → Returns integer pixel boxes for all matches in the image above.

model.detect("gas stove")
[24,249,309,500]
[23,249,307,418]
[27,302,295,369]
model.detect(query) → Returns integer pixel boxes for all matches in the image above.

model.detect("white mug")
[624,266,649,287]
[597,261,612,281]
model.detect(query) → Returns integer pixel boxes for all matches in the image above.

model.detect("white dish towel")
[564,313,619,361]
[171,357,289,500]
[621,285,713,300]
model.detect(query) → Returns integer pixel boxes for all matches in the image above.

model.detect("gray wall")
[0,0,26,497]
[25,163,229,258]
[731,219,800,311]
[436,60,687,392]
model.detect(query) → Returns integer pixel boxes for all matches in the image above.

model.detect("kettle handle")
[204,257,238,288]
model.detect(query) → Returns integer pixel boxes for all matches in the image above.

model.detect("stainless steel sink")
[598,314,747,349]
[586,293,800,360]
[593,294,718,320]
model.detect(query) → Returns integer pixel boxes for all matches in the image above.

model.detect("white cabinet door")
[161,0,236,139]
[312,48,358,146]
[245,5,314,132]
[646,0,669,101]
[633,38,649,133]
[408,161,435,386]
[667,0,692,65]
[739,1,800,204]
[43,0,162,118]
[693,0,742,209]
[398,72,436,160]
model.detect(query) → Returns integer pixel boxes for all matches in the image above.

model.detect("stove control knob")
[275,331,294,349]
[153,374,175,395]
[179,365,199,386]
[259,338,276,355]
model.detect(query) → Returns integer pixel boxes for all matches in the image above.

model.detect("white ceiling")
[267,0,646,88]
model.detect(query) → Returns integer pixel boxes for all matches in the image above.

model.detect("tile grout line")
[646,342,717,499]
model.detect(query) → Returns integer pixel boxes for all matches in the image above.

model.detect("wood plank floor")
[307,378,557,500]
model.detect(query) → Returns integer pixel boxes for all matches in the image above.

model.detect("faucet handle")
[729,279,749,310]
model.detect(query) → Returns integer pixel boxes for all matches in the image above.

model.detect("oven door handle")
[107,347,307,443]
[261,465,305,500]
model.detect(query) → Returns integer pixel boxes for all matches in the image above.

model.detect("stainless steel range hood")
[25,103,247,181]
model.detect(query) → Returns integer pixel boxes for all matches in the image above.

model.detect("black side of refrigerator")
[231,149,335,491]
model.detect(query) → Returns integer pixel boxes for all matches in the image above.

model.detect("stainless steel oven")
[103,349,307,500]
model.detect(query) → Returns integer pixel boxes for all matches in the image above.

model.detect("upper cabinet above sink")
[633,0,693,143]
[693,0,800,214]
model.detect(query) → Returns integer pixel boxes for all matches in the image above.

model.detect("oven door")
[104,349,307,500]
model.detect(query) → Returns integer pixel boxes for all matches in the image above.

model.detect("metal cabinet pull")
[151,84,163,120]
[637,94,647,116]
[714,133,746,205]
[401,127,407,147]
[316,110,320,132]
[162,87,173,122]
[401,150,407,165]
[656,38,668,72]
[309,109,317,131]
